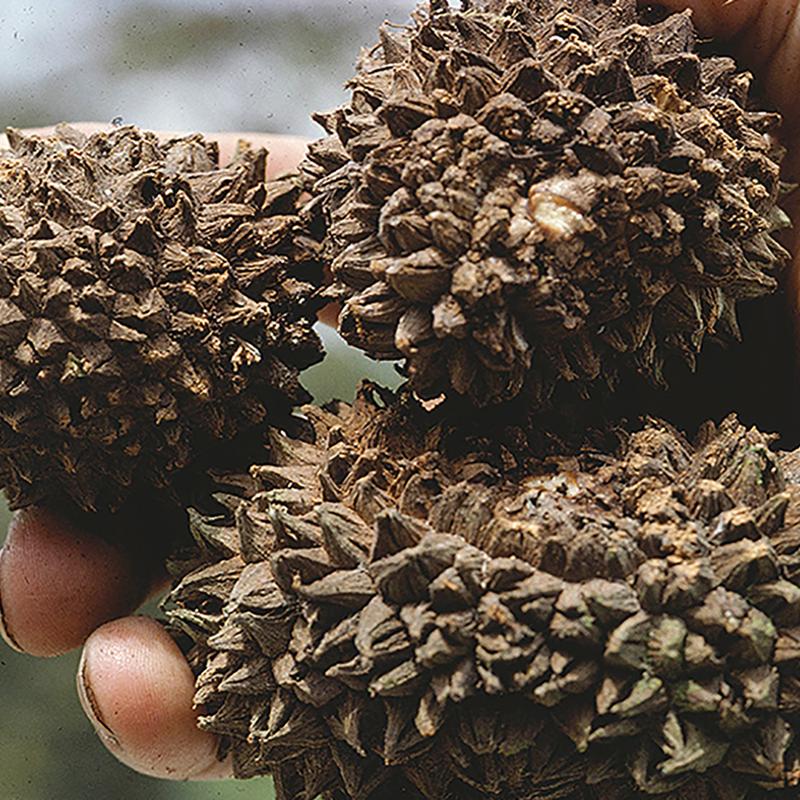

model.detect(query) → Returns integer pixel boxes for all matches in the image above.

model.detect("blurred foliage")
[0,648,274,800]
[106,5,354,71]
[0,0,405,797]
[0,0,412,136]
[304,325,402,405]
[0,334,398,799]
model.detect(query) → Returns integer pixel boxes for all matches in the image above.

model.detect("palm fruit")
[0,124,324,512]
[166,385,800,799]
[302,0,791,407]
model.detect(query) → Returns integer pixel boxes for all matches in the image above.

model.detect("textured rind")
[167,387,800,799]
[0,125,324,512]
[303,0,790,406]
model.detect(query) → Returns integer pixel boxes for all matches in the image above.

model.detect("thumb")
[652,1,800,135]
[647,0,772,38]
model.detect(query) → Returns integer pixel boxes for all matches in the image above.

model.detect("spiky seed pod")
[0,125,324,512]
[167,386,800,800]
[303,0,791,407]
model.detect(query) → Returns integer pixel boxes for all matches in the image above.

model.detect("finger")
[0,508,163,657]
[651,2,800,135]
[77,616,231,781]
[649,3,800,355]
[646,0,764,38]
[129,129,309,176]
[0,123,309,178]
[211,132,309,176]
[2,122,116,141]
[318,301,340,328]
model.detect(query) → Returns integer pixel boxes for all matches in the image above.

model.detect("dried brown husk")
[303,0,791,407]
[166,385,800,799]
[0,124,325,512]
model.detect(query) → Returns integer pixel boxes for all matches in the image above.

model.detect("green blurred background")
[0,2,406,797]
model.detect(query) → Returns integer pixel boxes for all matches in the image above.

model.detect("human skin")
[2,0,800,783]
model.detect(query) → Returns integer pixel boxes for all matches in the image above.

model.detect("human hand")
[655,0,800,333]
[3,0,800,782]
[0,127,311,780]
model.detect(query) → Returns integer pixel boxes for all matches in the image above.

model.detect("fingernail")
[0,549,24,653]
[77,649,123,752]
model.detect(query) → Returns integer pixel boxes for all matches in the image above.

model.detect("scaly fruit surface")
[0,125,324,511]
[303,0,790,406]
[167,386,800,799]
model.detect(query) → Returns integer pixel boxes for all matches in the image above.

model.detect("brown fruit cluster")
[303,0,790,406]
[166,387,800,799]
[1,1,795,797]
[0,125,324,511]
